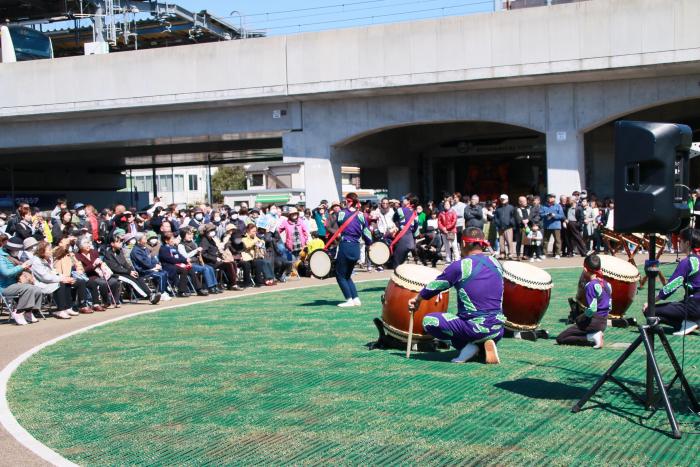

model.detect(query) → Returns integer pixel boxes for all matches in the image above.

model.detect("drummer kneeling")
[408,227,503,364]
[556,254,611,349]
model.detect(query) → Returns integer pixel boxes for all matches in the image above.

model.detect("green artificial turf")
[7,265,700,465]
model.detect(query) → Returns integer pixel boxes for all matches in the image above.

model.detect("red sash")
[390,210,418,254]
[324,210,360,250]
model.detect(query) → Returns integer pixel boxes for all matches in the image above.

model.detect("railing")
[503,0,591,9]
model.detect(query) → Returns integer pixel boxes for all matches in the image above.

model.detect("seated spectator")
[0,234,43,326]
[30,240,78,320]
[104,231,161,304]
[53,237,95,313]
[262,225,293,282]
[52,209,79,246]
[122,233,137,265]
[21,237,39,262]
[146,230,162,257]
[178,227,221,294]
[158,232,208,298]
[14,205,44,241]
[130,232,171,301]
[75,237,121,310]
[240,224,274,286]
[200,224,239,290]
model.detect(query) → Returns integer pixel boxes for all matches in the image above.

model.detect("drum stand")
[571,235,699,439]
[503,328,549,341]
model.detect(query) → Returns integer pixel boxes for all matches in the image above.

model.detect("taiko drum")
[576,255,639,319]
[381,264,449,342]
[501,261,553,331]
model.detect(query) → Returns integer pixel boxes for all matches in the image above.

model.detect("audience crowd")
[0,187,688,326]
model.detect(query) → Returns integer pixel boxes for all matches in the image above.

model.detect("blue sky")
[176,0,497,35]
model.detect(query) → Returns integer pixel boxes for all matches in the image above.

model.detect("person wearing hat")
[21,236,39,262]
[278,207,309,259]
[104,230,161,305]
[199,223,239,291]
[408,227,502,364]
[0,233,44,325]
[130,232,172,301]
[189,208,205,230]
[72,203,88,230]
[179,227,222,294]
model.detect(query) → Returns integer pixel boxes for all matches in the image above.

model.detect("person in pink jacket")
[438,200,459,262]
[278,207,309,257]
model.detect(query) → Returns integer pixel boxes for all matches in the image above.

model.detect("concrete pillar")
[285,156,340,207]
[388,166,411,198]
[545,129,584,197]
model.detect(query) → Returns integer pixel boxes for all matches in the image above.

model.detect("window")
[189,174,198,191]
[133,175,153,193]
[250,173,264,187]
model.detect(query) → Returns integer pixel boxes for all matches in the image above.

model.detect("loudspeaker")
[614,121,692,233]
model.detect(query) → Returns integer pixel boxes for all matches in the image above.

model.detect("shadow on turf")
[494,378,586,400]
[300,299,345,307]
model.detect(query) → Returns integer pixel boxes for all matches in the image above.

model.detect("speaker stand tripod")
[571,234,700,439]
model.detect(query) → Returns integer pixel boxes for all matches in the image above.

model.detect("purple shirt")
[659,254,700,300]
[338,209,373,244]
[420,253,504,320]
[583,278,612,318]
[394,207,419,238]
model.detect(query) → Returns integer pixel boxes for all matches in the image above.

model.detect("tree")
[211,166,246,203]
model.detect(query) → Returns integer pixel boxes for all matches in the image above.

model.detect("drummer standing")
[556,254,610,349]
[408,227,504,364]
[391,196,420,269]
[335,193,373,307]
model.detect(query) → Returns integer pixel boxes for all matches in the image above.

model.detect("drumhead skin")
[599,256,640,283]
[501,261,553,290]
[368,242,391,266]
[308,249,332,279]
[392,263,442,292]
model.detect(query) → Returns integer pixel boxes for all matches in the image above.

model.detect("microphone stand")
[571,234,699,439]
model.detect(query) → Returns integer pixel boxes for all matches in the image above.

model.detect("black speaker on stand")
[572,121,699,439]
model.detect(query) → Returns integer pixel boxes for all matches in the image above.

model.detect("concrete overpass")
[2,0,700,204]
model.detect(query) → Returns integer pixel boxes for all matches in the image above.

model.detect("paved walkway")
[0,253,673,466]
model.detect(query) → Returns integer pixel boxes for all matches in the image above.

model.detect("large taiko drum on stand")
[576,255,639,320]
[502,261,553,332]
[379,264,449,343]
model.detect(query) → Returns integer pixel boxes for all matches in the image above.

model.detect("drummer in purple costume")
[390,196,420,269]
[408,227,503,364]
[645,228,700,335]
[335,192,373,307]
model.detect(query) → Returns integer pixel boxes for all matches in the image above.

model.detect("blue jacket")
[541,203,565,230]
[130,245,160,275]
[158,244,187,275]
[0,249,23,293]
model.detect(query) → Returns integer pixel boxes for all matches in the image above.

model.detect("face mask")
[208,231,216,238]
[231,214,239,220]
[270,208,278,216]
[214,216,221,223]
[195,214,203,221]
[78,210,86,217]
[148,239,158,246]
[127,239,136,246]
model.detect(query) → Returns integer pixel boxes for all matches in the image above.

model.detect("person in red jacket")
[85,205,100,243]
[438,200,459,263]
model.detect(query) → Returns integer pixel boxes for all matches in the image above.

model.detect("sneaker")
[483,339,500,364]
[529,258,535,263]
[67,309,80,316]
[149,292,162,305]
[24,311,38,323]
[554,255,561,260]
[451,343,479,363]
[353,297,362,306]
[536,257,543,262]
[377,266,384,272]
[337,299,355,308]
[12,311,28,326]
[54,310,71,320]
[587,331,604,349]
[160,292,172,302]
[672,320,699,336]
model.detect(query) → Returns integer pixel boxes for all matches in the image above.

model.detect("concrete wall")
[1,0,699,118]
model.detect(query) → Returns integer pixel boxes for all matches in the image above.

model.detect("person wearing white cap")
[494,194,516,260]
[0,234,44,325]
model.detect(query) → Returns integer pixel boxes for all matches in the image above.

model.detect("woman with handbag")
[30,241,78,319]
[53,237,96,313]
[438,200,458,263]
[75,237,121,309]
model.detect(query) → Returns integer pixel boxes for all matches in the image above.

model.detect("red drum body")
[381,264,449,342]
[501,261,553,331]
[576,255,639,319]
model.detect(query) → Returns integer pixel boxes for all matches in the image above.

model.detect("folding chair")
[0,292,19,324]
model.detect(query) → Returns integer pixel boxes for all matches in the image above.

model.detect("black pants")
[212,261,237,288]
[72,278,90,306]
[115,274,153,298]
[556,315,607,346]
[651,299,700,329]
[88,277,121,305]
[53,283,74,310]
[566,221,587,256]
[391,235,414,269]
[241,261,255,286]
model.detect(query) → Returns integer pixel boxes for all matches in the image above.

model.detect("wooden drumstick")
[406,310,414,359]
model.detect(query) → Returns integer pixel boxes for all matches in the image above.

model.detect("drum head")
[368,242,391,266]
[502,260,553,290]
[392,264,442,292]
[599,255,640,283]
[309,249,332,279]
